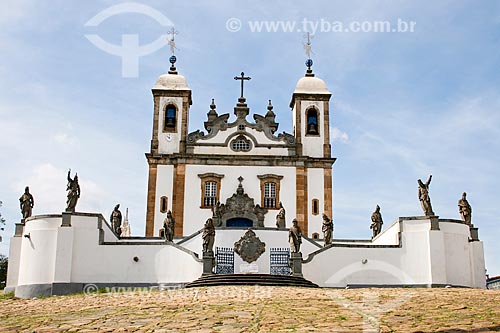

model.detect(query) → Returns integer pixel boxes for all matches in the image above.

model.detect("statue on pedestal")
[418,175,434,216]
[19,186,34,220]
[276,202,286,228]
[163,210,175,242]
[202,218,215,254]
[289,218,302,253]
[66,169,80,212]
[322,213,334,246]
[458,192,472,226]
[370,205,383,238]
[212,201,224,227]
[110,204,122,236]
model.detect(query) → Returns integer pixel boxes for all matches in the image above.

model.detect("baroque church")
[5,37,486,298]
[145,53,334,239]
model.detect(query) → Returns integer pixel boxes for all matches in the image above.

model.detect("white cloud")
[330,127,349,143]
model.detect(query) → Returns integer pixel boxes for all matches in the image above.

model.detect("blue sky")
[0,1,499,276]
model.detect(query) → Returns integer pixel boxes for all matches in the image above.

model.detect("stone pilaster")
[295,166,308,236]
[145,164,158,237]
[172,164,186,236]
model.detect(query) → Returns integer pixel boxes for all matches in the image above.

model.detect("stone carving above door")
[234,229,266,263]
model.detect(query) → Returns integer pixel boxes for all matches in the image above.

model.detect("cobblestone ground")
[1,287,500,332]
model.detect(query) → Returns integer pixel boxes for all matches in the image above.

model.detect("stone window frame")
[160,196,168,213]
[198,173,224,209]
[257,174,283,210]
[312,198,320,216]
[163,103,178,133]
[230,135,252,152]
[305,106,320,137]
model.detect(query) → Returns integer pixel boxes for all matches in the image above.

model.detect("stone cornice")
[146,153,336,168]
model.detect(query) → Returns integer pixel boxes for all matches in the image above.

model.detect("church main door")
[226,217,253,228]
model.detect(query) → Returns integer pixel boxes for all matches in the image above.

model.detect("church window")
[312,199,319,216]
[264,182,277,208]
[306,107,319,135]
[204,182,217,207]
[230,135,252,152]
[160,196,168,213]
[238,124,246,131]
[312,232,320,239]
[257,174,283,209]
[198,173,224,209]
[164,104,177,131]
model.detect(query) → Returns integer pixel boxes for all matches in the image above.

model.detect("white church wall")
[17,217,60,286]
[192,145,290,156]
[307,168,325,237]
[4,236,22,293]
[183,165,297,235]
[157,97,183,155]
[469,241,486,288]
[300,101,325,158]
[154,165,174,235]
[372,219,401,245]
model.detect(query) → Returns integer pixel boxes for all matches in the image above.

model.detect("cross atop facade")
[167,27,179,56]
[234,72,251,98]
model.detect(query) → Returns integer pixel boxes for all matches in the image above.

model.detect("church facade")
[4,50,487,298]
[145,61,334,239]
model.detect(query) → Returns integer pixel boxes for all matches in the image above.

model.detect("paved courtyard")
[1,286,500,332]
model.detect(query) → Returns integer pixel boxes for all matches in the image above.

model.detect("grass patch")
[0,291,15,300]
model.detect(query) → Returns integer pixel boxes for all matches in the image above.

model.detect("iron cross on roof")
[234,72,251,98]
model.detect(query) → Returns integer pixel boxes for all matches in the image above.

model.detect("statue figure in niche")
[66,169,80,212]
[276,202,286,228]
[164,210,175,242]
[370,205,383,238]
[110,204,122,237]
[417,175,435,216]
[458,192,472,226]
[19,186,34,220]
[202,218,216,254]
[322,213,334,246]
[289,218,302,253]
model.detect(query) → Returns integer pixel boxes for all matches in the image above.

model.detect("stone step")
[185,274,319,288]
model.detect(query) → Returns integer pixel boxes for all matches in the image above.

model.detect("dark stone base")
[14,282,186,299]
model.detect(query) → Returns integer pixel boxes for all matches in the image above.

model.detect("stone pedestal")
[14,221,25,237]
[289,252,303,277]
[470,226,479,242]
[202,252,215,276]
[430,216,440,231]
[61,212,72,227]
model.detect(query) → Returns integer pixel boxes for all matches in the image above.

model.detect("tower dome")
[294,76,330,94]
[153,73,189,90]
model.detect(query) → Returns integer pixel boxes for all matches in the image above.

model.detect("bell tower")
[289,36,332,158]
[289,34,334,237]
[145,29,192,236]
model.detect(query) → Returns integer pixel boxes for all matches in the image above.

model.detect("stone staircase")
[185,274,319,288]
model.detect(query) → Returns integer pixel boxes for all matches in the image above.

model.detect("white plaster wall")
[158,97,184,154]
[192,145,289,156]
[154,165,174,236]
[183,165,297,236]
[5,237,22,291]
[372,219,400,245]
[301,101,325,158]
[469,241,486,288]
[17,217,60,285]
[307,168,324,237]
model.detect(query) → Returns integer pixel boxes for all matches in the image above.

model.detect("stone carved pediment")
[234,229,266,263]
[213,177,268,228]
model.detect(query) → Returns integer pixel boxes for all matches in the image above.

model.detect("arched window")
[160,196,168,213]
[306,108,319,135]
[164,104,177,130]
[312,232,320,239]
[230,135,251,152]
[312,199,319,216]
